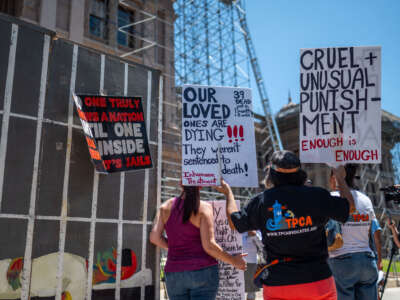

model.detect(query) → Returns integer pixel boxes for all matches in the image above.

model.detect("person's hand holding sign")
[214,179,232,196]
[214,179,239,231]
[331,165,356,214]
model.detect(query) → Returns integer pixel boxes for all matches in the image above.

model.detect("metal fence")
[0,14,162,300]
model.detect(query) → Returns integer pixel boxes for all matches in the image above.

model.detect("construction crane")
[234,0,283,154]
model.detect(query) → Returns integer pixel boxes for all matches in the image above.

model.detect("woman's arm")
[388,220,400,248]
[199,203,247,270]
[373,229,382,270]
[214,180,238,230]
[149,207,168,249]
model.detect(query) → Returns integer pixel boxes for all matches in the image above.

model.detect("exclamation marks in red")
[233,126,238,142]
[227,125,245,143]
[244,163,248,176]
[239,125,244,141]
[227,126,232,143]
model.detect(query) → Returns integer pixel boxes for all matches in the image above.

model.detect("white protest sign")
[299,46,381,164]
[212,200,244,300]
[182,85,258,187]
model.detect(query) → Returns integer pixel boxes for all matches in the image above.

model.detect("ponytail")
[179,186,200,223]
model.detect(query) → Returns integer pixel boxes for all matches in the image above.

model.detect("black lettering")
[319,71,328,90]
[321,113,330,135]
[333,112,344,134]
[352,68,364,89]
[347,111,359,133]
[364,68,375,87]
[356,89,368,110]
[314,49,324,70]
[300,92,309,113]
[303,114,319,136]
[301,50,313,70]
[211,105,221,119]
[300,73,309,91]
[340,90,353,110]
[183,87,196,102]
[318,90,329,112]
[327,48,336,68]
[198,88,207,102]
[350,47,359,68]
[328,70,340,89]
[329,89,339,111]
[222,104,230,118]
[310,72,318,91]
[208,88,217,103]
[338,47,349,68]
[341,69,352,89]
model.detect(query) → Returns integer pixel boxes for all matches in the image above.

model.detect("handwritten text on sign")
[212,200,245,300]
[300,46,381,164]
[73,94,152,173]
[181,85,258,187]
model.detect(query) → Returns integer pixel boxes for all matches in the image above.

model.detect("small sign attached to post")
[73,94,153,173]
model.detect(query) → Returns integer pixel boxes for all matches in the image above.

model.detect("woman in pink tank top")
[150,186,247,300]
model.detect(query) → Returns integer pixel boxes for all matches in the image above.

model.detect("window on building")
[0,0,22,17]
[118,6,135,48]
[89,0,108,40]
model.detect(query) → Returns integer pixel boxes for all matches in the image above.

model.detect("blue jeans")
[165,265,219,300]
[328,252,378,300]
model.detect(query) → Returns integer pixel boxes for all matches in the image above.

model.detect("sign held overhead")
[299,46,381,164]
[181,85,258,187]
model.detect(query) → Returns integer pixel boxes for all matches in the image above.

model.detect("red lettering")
[134,99,140,109]
[84,96,106,107]
[371,150,378,160]
[302,140,308,151]
[310,139,317,150]
[101,112,109,122]
[103,159,122,169]
[285,219,292,229]
[336,150,343,162]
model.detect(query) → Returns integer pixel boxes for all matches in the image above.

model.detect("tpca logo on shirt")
[266,200,312,231]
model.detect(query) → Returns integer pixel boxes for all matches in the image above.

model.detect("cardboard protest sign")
[73,94,152,173]
[300,46,381,164]
[181,85,258,187]
[212,200,245,300]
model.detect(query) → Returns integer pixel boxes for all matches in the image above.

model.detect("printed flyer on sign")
[73,94,153,173]
[181,85,258,187]
[299,46,381,164]
[212,200,245,300]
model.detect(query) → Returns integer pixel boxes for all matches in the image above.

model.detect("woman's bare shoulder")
[160,197,176,212]
[199,201,213,216]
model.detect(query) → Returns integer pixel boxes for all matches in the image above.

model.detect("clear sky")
[245,0,400,117]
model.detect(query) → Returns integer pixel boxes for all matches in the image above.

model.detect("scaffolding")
[159,0,283,202]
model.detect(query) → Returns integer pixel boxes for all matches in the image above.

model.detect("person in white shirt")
[328,164,378,300]
[242,231,262,300]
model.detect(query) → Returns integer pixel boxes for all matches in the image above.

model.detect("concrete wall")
[0,14,162,300]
